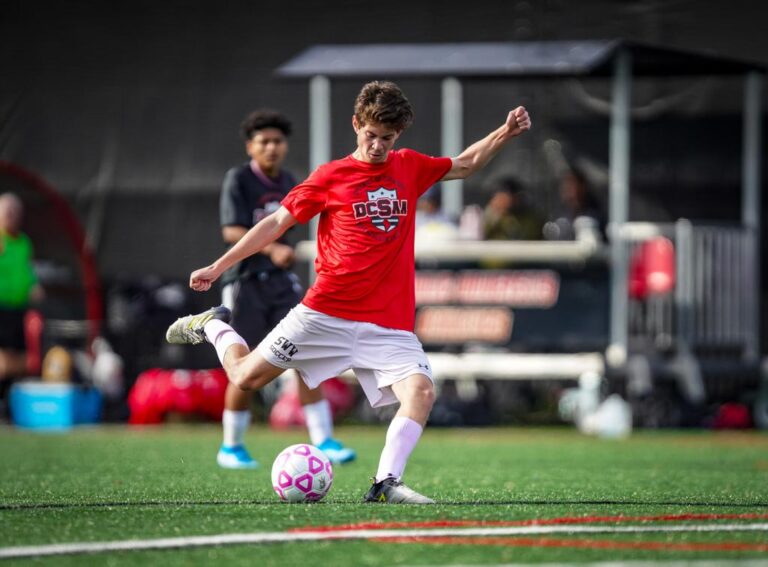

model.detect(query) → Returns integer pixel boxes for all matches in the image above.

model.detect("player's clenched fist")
[189,264,220,291]
[507,106,531,137]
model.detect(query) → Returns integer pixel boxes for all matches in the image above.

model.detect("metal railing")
[621,220,758,361]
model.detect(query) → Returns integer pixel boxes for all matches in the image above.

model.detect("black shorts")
[0,308,26,351]
[224,271,303,348]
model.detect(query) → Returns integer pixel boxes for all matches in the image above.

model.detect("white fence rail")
[621,220,758,360]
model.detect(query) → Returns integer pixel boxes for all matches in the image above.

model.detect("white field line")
[1,523,767,559]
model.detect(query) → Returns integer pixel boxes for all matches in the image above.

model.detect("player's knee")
[423,383,436,409]
[230,368,251,390]
[411,380,435,410]
[230,365,259,391]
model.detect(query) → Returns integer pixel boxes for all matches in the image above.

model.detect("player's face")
[246,127,288,176]
[352,117,401,164]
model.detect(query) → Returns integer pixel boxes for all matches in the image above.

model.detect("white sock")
[303,399,333,446]
[222,409,250,448]
[204,319,248,365]
[375,416,423,482]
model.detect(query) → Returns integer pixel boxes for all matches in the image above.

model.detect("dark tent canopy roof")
[276,40,765,79]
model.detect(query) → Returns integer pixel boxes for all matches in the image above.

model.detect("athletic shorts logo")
[352,187,408,232]
[270,336,299,362]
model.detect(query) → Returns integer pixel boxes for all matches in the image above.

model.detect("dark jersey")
[219,162,297,285]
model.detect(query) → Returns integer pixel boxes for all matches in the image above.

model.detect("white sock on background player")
[204,320,248,365]
[375,416,423,482]
[222,409,250,448]
[303,399,334,446]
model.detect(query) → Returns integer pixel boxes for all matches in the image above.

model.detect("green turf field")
[1,424,767,565]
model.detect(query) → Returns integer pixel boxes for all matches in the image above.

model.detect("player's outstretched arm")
[442,106,531,181]
[189,206,298,292]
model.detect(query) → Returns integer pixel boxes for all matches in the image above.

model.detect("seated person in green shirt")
[0,193,43,381]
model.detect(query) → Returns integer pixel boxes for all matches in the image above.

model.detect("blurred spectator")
[482,177,544,240]
[415,187,458,242]
[0,193,43,381]
[544,167,604,242]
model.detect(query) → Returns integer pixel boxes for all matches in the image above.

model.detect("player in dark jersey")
[215,110,355,469]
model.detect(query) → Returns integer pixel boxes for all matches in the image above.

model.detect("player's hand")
[506,106,531,137]
[268,243,295,269]
[189,264,221,292]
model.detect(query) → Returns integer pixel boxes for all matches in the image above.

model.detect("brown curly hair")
[354,81,413,132]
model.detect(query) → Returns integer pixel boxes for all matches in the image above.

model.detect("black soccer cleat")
[363,477,435,504]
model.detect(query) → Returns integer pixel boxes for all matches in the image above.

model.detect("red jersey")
[282,148,452,331]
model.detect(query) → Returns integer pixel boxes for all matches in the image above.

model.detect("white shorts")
[256,304,433,408]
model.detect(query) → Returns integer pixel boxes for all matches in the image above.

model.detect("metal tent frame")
[276,40,764,369]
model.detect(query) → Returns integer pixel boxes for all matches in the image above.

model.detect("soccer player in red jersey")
[167,81,531,503]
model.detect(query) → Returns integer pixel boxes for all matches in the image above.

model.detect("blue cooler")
[10,382,102,430]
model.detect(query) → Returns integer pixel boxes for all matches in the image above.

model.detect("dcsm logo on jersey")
[270,336,298,362]
[352,187,407,232]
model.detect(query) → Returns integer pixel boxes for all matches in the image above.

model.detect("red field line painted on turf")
[291,512,768,532]
[3,523,767,559]
[381,535,768,553]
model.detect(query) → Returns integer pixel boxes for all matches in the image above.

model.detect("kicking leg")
[203,318,284,391]
[166,306,285,391]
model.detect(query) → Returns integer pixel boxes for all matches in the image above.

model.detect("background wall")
[1,0,766,290]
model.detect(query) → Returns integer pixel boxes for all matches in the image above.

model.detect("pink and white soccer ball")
[271,444,333,502]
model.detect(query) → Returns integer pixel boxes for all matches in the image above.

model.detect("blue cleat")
[216,444,259,469]
[317,438,357,465]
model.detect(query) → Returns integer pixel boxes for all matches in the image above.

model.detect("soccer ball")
[271,444,333,503]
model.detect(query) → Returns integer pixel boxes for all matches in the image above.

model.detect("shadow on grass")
[3,499,768,510]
